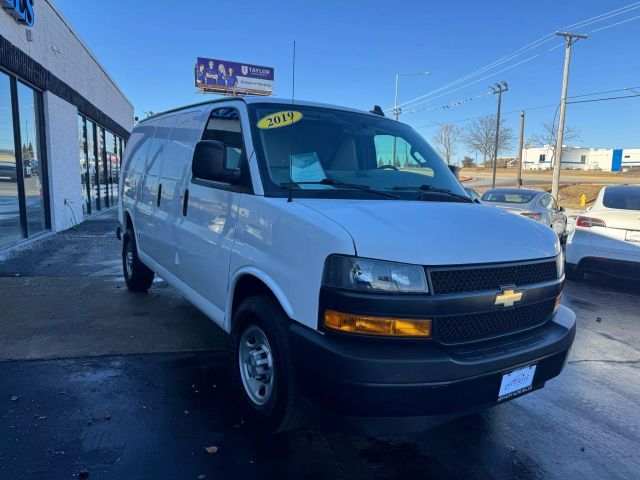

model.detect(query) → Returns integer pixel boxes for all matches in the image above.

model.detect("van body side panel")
[138,117,173,262]
[229,196,355,331]
[120,124,156,229]
[137,248,226,325]
[157,108,208,275]
[176,184,241,316]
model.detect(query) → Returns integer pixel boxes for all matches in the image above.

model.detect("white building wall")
[522,146,590,170]
[587,149,612,171]
[43,92,83,231]
[621,148,640,170]
[0,0,133,131]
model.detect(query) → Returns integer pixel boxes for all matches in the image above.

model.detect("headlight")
[556,250,565,279]
[323,255,428,293]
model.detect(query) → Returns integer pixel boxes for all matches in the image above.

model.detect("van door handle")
[157,183,162,207]
[182,188,189,216]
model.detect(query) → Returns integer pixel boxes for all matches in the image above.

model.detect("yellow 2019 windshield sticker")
[257,111,303,129]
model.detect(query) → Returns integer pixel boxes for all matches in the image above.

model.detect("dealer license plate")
[625,230,640,243]
[498,365,537,401]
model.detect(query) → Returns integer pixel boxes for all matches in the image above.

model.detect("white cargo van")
[117,97,575,433]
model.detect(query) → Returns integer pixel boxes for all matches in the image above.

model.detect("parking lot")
[1,209,639,480]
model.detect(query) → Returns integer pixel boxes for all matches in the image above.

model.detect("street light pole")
[491,81,508,189]
[391,71,430,164]
[517,110,525,187]
[551,31,587,200]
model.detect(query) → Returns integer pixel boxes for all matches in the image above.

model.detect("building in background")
[0,0,133,250]
[522,146,640,172]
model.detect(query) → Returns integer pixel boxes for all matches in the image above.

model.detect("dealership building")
[0,0,133,250]
[522,145,640,172]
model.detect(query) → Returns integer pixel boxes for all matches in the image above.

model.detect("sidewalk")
[0,210,227,361]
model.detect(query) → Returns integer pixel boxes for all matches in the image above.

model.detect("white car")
[566,185,640,280]
[117,97,575,433]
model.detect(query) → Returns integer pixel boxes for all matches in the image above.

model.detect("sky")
[54,0,640,161]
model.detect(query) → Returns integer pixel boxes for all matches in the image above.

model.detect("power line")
[389,2,640,112]
[414,86,640,128]
[387,47,549,112]
[401,90,493,115]
[591,14,640,32]
[406,83,640,118]
[392,55,540,112]
[565,2,640,29]
[568,93,640,104]
[570,85,640,98]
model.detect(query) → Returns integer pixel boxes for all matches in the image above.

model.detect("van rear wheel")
[122,227,154,292]
[230,296,302,433]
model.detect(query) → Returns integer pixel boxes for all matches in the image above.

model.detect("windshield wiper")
[393,184,475,203]
[280,178,400,200]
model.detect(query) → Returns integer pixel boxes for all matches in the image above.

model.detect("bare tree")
[432,124,463,165]
[530,122,581,161]
[462,156,475,168]
[464,115,514,166]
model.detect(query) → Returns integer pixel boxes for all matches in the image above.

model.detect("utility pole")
[517,110,525,187]
[551,31,587,200]
[491,81,508,189]
[392,71,431,164]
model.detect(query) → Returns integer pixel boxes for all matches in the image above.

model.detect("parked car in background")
[464,187,482,203]
[481,188,567,238]
[0,160,18,181]
[566,185,640,280]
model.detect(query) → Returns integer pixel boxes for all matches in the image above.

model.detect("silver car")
[481,188,567,237]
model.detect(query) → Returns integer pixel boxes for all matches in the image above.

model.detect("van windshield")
[248,103,468,200]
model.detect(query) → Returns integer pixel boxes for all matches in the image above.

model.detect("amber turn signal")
[554,294,562,313]
[324,310,432,337]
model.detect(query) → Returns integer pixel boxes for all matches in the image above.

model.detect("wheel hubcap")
[239,325,274,406]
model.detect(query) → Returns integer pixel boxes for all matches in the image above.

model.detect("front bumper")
[289,305,575,432]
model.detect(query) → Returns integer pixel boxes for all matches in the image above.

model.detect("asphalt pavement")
[1,209,639,480]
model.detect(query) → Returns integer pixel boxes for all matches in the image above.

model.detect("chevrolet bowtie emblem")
[495,289,523,307]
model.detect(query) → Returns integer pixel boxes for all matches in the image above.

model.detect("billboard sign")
[195,57,274,96]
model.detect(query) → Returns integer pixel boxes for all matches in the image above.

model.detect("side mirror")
[192,140,241,183]
[448,165,460,179]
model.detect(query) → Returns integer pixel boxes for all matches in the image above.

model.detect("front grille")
[434,299,555,344]
[429,260,557,295]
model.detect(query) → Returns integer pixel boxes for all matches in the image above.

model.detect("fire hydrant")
[580,194,587,207]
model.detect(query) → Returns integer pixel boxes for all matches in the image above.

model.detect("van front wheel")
[122,228,154,292]
[231,296,301,433]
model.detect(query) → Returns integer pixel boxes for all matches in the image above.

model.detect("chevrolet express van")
[117,97,575,433]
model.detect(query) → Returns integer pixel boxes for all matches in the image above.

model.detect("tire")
[122,227,154,292]
[230,295,302,433]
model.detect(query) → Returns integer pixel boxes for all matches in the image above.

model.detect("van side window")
[201,108,251,191]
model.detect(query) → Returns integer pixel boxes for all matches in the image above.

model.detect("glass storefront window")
[0,72,22,247]
[86,120,98,212]
[105,130,117,205]
[0,72,48,248]
[78,116,125,215]
[17,81,46,236]
[97,126,107,208]
[78,116,90,215]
